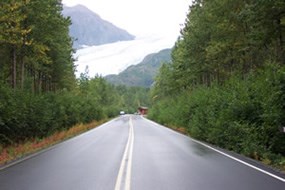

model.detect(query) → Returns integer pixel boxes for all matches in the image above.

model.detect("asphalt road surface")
[0,115,284,190]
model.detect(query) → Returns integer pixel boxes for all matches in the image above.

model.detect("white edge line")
[190,138,285,183]
[0,119,117,171]
[141,117,285,183]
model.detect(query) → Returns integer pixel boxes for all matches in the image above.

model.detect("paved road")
[0,115,284,190]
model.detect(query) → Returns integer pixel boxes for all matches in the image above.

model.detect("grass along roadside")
[0,120,107,167]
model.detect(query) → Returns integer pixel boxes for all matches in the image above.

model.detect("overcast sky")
[62,0,190,38]
[62,0,191,77]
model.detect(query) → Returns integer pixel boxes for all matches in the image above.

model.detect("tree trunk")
[12,46,17,89]
[277,17,285,64]
[38,71,42,93]
[33,70,36,94]
[20,58,25,89]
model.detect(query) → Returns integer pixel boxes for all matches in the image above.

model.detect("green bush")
[0,87,105,145]
[150,64,285,160]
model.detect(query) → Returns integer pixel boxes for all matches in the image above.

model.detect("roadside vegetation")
[1,0,284,172]
[0,0,150,166]
[0,75,149,166]
[0,120,105,166]
[149,0,285,171]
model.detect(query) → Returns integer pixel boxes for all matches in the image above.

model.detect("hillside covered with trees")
[149,0,285,168]
[105,49,171,87]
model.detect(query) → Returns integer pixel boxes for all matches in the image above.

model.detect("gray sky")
[62,0,190,37]
[62,0,191,77]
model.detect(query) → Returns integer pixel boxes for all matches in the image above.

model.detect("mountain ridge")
[105,49,172,87]
[62,4,135,48]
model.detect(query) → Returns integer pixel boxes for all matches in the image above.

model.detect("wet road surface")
[0,115,284,190]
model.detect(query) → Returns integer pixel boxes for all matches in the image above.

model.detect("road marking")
[141,117,285,183]
[0,119,118,171]
[125,117,134,190]
[115,116,134,190]
[190,138,285,183]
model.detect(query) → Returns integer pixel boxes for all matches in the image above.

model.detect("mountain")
[105,49,172,87]
[62,5,135,48]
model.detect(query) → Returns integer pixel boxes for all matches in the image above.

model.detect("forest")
[149,0,285,168]
[1,0,285,170]
[0,0,150,147]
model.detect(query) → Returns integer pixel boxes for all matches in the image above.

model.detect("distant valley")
[62,5,135,49]
[105,49,172,87]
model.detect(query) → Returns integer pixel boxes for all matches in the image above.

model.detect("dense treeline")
[0,73,150,145]
[149,0,285,166]
[0,0,75,145]
[0,0,76,92]
[0,1,150,146]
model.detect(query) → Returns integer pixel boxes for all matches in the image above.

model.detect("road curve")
[0,115,284,190]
